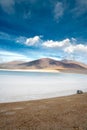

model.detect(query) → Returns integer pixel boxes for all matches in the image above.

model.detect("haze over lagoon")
[0,70,87,103]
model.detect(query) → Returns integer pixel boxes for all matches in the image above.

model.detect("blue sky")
[0,0,87,63]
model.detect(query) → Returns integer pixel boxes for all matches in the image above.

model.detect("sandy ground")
[0,93,87,130]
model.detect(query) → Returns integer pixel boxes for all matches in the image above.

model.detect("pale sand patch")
[5,111,16,115]
[13,107,25,110]
[0,69,59,73]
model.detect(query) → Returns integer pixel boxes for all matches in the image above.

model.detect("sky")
[0,0,87,63]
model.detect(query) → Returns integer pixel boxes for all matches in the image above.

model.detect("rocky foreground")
[0,93,87,130]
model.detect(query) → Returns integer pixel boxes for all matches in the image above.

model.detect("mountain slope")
[62,59,87,69]
[0,58,87,74]
[0,61,24,69]
[19,58,87,70]
[19,58,64,69]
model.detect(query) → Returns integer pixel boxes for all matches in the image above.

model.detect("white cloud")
[16,36,42,46]
[0,0,15,14]
[71,37,77,43]
[1,32,87,64]
[43,38,70,48]
[54,2,64,21]
[42,37,87,55]
[16,35,87,61]
[64,44,87,54]
[64,45,74,53]
[25,36,41,46]
[42,37,87,63]
[0,50,30,63]
[0,32,42,47]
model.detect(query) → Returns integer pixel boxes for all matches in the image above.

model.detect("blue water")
[0,70,87,103]
[0,70,85,78]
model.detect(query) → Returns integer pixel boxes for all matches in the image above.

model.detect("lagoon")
[0,70,87,103]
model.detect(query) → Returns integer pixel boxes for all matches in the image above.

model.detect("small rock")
[77,90,83,94]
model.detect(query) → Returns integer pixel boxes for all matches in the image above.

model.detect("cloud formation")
[42,37,87,62]
[0,0,15,14]
[0,50,30,63]
[54,2,64,21]
[0,32,11,40]
[16,36,26,44]
[43,39,70,48]
[25,36,41,46]
[16,35,43,47]
[43,38,87,54]
[15,35,87,59]
[73,0,87,16]
[0,32,87,63]
[64,44,87,54]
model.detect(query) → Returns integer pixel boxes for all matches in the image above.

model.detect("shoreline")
[0,93,80,104]
[0,68,59,73]
[0,93,76,104]
[0,68,87,75]
[0,92,86,104]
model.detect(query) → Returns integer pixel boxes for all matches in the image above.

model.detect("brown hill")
[19,58,64,69]
[62,59,87,69]
[0,58,87,74]
[0,61,24,69]
[19,58,86,69]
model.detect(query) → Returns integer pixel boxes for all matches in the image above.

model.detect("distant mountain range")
[0,58,87,74]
